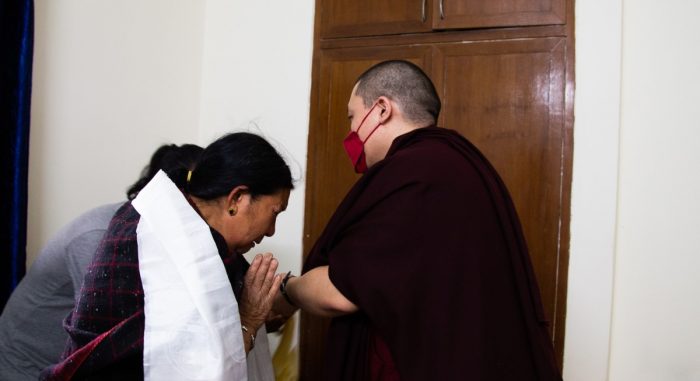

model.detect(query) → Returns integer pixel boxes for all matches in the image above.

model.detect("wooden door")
[433,36,569,359]
[434,0,565,29]
[302,34,571,374]
[319,0,565,39]
[320,0,432,38]
[301,45,433,381]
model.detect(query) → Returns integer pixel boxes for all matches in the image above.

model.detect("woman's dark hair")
[126,144,204,200]
[182,132,293,200]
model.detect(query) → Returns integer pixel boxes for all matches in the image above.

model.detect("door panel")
[434,37,567,348]
[320,0,432,38]
[434,0,565,29]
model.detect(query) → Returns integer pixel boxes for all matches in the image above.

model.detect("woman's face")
[222,188,290,255]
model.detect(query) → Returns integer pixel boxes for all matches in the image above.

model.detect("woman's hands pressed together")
[238,253,283,353]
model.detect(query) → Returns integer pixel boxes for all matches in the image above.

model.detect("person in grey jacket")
[0,202,122,380]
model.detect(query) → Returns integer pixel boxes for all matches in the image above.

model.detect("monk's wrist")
[280,271,297,307]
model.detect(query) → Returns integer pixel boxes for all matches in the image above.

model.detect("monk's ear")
[376,96,393,124]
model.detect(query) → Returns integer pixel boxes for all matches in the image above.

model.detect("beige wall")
[197,0,315,350]
[568,0,700,380]
[609,1,700,380]
[28,0,700,379]
[565,0,622,379]
[28,0,206,263]
[198,0,314,278]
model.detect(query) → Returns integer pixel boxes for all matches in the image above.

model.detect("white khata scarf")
[132,170,247,381]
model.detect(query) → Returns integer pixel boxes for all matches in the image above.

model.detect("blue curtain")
[1,0,34,309]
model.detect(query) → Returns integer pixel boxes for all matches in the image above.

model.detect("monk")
[278,60,562,380]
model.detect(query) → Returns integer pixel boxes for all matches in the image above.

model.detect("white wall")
[568,1,700,380]
[564,0,622,379]
[198,0,313,276]
[609,1,700,380]
[197,0,315,350]
[29,0,206,263]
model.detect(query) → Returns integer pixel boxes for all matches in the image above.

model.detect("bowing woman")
[41,132,293,381]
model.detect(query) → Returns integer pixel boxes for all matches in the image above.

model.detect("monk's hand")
[239,253,283,334]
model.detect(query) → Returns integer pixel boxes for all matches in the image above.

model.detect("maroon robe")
[304,127,562,381]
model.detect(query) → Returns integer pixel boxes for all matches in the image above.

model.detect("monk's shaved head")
[354,60,441,126]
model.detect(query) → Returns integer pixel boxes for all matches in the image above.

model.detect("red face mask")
[343,103,382,173]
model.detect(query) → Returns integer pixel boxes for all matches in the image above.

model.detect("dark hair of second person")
[126,143,204,200]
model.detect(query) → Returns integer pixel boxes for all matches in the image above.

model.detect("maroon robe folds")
[304,127,562,381]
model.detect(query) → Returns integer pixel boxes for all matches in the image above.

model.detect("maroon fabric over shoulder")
[304,127,562,381]
[40,201,249,380]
